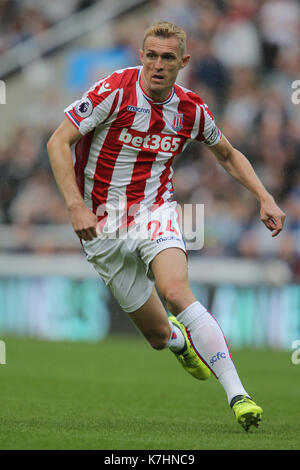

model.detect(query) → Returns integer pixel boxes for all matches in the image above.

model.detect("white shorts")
[82,202,186,313]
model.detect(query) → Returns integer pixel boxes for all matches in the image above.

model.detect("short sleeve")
[196,103,222,146]
[64,74,120,135]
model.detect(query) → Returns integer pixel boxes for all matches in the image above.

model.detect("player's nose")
[154,56,163,70]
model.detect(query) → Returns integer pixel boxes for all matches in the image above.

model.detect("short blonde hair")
[142,21,187,56]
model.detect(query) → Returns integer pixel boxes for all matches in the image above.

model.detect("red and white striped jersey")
[64,66,222,229]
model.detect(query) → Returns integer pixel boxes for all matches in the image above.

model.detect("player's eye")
[147,53,157,59]
[163,55,175,61]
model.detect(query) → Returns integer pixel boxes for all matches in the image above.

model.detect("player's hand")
[260,196,286,237]
[69,202,98,240]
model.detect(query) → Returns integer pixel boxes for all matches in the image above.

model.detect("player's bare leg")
[129,286,171,350]
[129,285,209,379]
[150,248,263,430]
[150,248,196,315]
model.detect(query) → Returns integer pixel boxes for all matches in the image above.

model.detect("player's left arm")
[209,134,286,237]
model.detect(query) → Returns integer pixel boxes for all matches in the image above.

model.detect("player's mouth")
[151,74,164,83]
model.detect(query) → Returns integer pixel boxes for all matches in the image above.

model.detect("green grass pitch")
[0,335,299,450]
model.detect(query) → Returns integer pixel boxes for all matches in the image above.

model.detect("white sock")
[177,301,248,404]
[167,319,186,353]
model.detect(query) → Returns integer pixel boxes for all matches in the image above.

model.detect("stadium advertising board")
[0,278,299,349]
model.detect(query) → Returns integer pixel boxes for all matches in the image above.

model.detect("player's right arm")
[47,118,98,240]
[194,99,285,237]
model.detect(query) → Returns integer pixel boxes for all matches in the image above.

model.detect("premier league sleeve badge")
[74,97,93,118]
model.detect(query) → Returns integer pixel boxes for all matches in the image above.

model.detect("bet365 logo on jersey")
[119,128,182,153]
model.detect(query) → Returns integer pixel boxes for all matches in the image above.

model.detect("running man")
[47,22,285,431]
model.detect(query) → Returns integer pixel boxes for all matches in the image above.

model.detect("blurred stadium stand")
[0,0,299,344]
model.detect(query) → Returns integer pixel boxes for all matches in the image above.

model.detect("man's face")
[139,35,190,100]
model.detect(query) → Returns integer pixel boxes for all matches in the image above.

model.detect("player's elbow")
[211,136,235,163]
[47,127,63,151]
[221,141,237,161]
[47,135,54,153]
[47,130,58,153]
[47,119,80,153]
[47,128,70,158]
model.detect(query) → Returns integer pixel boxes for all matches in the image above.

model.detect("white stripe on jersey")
[160,92,180,135]
[103,80,146,231]
[84,88,124,211]
[142,93,180,207]
[105,80,151,201]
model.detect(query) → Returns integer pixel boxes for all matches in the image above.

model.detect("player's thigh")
[150,247,196,313]
[129,286,171,349]
[107,252,154,314]
[85,237,154,314]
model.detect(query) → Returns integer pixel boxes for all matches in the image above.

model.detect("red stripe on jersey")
[105,89,120,121]
[179,87,217,145]
[174,85,198,139]
[91,68,139,217]
[88,71,124,107]
[152,89,196,208]
[152,86,204,208]
[184,91,208,142]
[195,105,205,142]
[66,72,123,132]
[74,130,95,196]
[73,91,120,199]
[124,103,166,225]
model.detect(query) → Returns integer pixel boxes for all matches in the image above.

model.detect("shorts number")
[147,219,179,240]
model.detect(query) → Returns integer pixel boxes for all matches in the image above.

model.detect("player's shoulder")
[93,66,140,93]
[174,83,216,123]
[174,83,205,107]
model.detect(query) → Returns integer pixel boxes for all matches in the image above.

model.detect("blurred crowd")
[0,0,96,53]
[0,0,300,280]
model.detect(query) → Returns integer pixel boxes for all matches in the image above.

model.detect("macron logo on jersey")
[119,128,182,153]
[97,82,111,95]
[127,105,150,114]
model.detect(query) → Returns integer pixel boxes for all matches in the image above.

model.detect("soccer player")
[47,22,285,431]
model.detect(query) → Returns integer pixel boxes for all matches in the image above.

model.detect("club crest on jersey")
[74,97,93,118]
[172,113,183,132]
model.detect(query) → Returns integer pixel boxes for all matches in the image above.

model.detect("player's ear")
[180,54,191,69]
[139,49,144,65]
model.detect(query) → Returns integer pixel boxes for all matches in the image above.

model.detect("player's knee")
[151,340,168,351]
[163,281,188,312]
